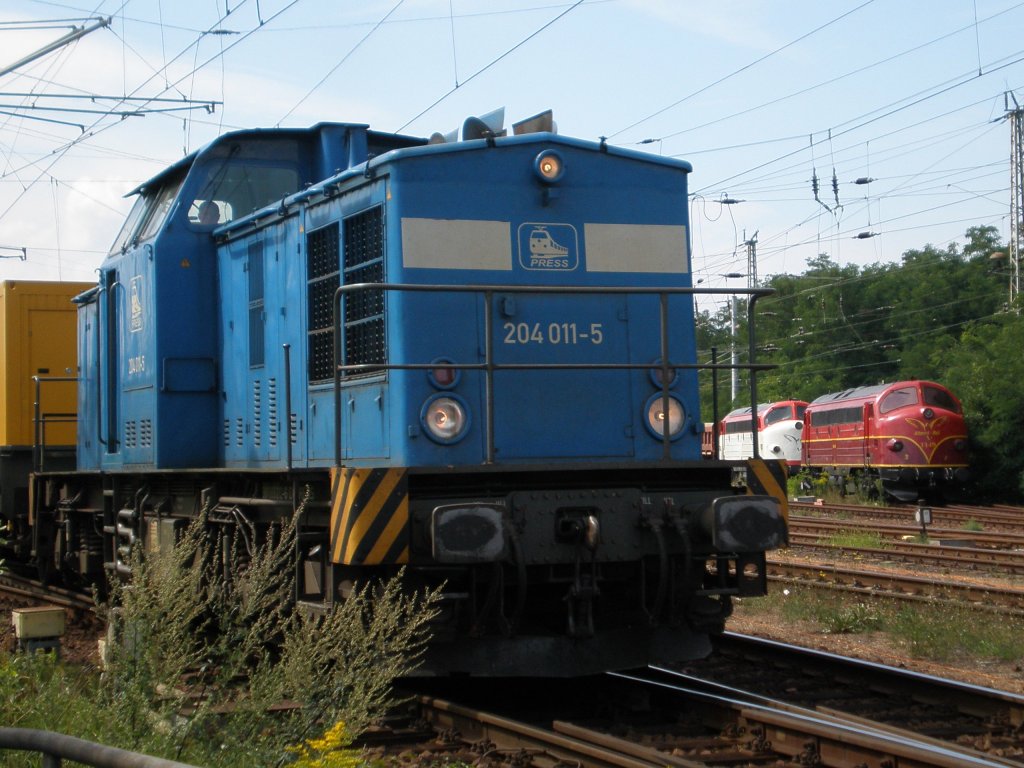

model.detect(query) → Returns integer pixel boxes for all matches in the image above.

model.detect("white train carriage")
[718,400,807,466]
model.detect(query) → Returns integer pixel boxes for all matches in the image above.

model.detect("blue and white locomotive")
[35,110,787,676]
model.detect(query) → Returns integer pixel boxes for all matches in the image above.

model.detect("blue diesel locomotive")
[32,111,787,676]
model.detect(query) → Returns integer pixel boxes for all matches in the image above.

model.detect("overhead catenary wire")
[608,0,879,141]
[276,0,407,126]
[0,0,305,225]
[0,1,1019,286]
[396,0,586,133]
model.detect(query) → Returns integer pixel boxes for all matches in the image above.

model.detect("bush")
[6,495,441,768]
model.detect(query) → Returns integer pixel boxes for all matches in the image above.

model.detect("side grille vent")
[342,205,386,377]
[307,222,340,384]
[268,378,278,448]
[253,380,262,447]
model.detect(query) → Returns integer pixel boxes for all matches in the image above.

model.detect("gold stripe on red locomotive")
[745,458,789,520]
[329,467,410,565]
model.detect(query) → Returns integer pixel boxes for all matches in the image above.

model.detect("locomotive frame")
[11,114,790,676]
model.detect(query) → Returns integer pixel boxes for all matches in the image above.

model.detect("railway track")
[0,571,96,612]
[787,531,1024,575]
[789,513,1024,549]
[767,557,1024,613]
[792,501,1024,532]
[405,633,1024,767]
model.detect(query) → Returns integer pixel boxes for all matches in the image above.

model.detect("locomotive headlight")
[422,395,469,443]
[534,150,565,183]
[888,439,904,452]
[649,358,678,388]
[644,394,685,439]
[923,407,935,420]
[428,357,459,389]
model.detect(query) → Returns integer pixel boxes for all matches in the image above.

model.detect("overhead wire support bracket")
[0,92,221,111]
[0,17,111,78]
[0,246,28,260]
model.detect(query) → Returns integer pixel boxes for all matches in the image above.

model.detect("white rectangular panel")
[584,223,689,273]
[401,217,512,270]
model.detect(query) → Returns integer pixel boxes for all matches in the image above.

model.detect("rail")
[333,283,772,466]
[32,375,78,473]
[0,728,199,768]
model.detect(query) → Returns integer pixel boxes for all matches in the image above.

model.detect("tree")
[693,225,1021,500]
[934,314,1024,500]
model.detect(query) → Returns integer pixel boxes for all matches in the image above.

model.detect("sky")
[1,0,1021,299]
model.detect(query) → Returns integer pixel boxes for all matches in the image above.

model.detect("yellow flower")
[287,720,364,768]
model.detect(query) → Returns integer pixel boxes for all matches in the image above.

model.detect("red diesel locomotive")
[802,380,969,502]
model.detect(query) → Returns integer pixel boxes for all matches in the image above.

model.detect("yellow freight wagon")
[0,280,93,547]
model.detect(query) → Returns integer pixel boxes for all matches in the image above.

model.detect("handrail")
[332,283,773,466]
[32,375,78,473]
[0,727,199,768]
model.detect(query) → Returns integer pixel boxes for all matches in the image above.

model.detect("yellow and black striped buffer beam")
[329,467,410,565]
[745,458,789,519]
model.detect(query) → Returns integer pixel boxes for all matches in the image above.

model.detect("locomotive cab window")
[109,194,150,254]
[188,199,229,227]
[193,163,299,226]
[764,406,790,425]
[795,404,807,421]
[136,177,185,243]
[923,385,959,412]
[190,138,306,227]
[109,176,184,252]
[879,386,918,415]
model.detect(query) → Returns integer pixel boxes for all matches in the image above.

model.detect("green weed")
[737,588,1024,665]
[823,530,887,550]
[1,495,441,768]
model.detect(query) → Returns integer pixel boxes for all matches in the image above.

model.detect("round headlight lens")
[534,150,565,183]
[422,395,469,443]
[645,394,685,439]
[923,407,935,420]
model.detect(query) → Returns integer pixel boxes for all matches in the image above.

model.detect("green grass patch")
[961,518,984,532]
[736,588,1024,665]
[890,604,1024,662]
[822,530,888,550]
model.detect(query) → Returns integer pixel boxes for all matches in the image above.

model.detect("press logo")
[129,275,144,333]
[517,223,579,271]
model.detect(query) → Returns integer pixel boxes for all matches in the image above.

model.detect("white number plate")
[502,321,604,345]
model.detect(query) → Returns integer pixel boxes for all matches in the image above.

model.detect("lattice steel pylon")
[1009,93,1023,313]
